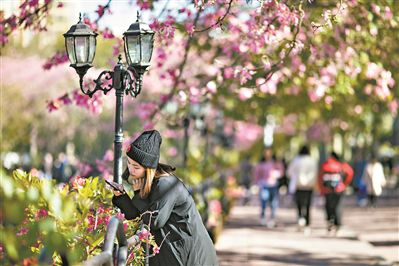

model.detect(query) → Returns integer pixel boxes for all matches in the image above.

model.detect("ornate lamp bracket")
[78,70,114,98]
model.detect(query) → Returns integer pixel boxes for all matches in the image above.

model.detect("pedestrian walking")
[352,149,368,207]
[287,145,318,234]
[363,154,386,207]
[239,155,253,205]
[254,148,283,228]
[318,152,353,233]
[40,152,54,180]
[111,129,218,266]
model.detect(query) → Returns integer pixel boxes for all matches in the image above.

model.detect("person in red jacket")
[318,152,353,233]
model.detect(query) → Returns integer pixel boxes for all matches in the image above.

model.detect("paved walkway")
[216,194,398,266]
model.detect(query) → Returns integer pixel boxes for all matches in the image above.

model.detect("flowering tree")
[2,1,397,205]
[2,0,397,262]
[2,0,397,170]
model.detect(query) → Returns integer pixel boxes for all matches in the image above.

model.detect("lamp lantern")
[63,13,98,78]
[123,11,155,75]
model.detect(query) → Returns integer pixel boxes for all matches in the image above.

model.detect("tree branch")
[249,1,305,89]
[94,0,113,24]
[194,0,234,33]
[149,6,204,120]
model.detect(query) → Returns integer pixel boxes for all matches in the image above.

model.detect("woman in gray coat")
[112,130,218,266]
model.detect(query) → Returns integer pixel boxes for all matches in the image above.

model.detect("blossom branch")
[1,0,55,46]
[157,0,171,18]
[251,0,305,89]
[311,0,344,32]
[94,0,112,24]
[194,0,234,33]
[149,6,204,120]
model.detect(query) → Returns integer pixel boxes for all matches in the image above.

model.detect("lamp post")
[64,12,155,184]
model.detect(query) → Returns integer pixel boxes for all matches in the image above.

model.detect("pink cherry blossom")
[340,121,349,131]
[384,6,393,20]
[83,17,98,31]
[102,150,113,161]
[189,86,200,99]
[143,122,155,130]
[308,91,318,102]
[325,96,333,105]
[0,34,9,46]
[136,102,158,121]
[96,5,105,17]
[138,228,150,240]
[388,99,398,115]
[306,122,331,142]
[238,87,253,101]
[209,200,222,215]
[223,67,234,79]
[59,94,72,105]
[153,246,160,254]
[159,94,169,104]
[102,27,115,39]
[354,105,363,114]
[104,215,111,226]
[115,212,125,221]
[16,227,29,236]
[112,42,121,56]
[163,129,182,139]
[96,159,110,174]
[78,163,93,177]
[149,20,161,31]
[167,147,178,157]
[185,22,195,36]
[43,52,69,70]
[156,48,167,67]
[28,0,39,8]
[137,0,152,10]
[234,121,264,150]
[71,175,86,188]
[374,86,390,100]
[206,81,217,94]
[238,68,254,85]
[36,209,48,219]
[47,100,60,112]
[380,70,395,87]
[365,62,381,79]
[87,215,95,232]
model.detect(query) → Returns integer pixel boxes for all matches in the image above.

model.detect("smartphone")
[104,179,124,192]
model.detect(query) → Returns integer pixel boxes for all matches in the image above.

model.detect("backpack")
[322,172,343,189]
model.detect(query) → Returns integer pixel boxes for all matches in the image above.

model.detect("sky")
[1,0,187,36]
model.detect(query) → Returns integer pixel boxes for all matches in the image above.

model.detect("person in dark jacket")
[112,130,218,266]
[318,152,353,233]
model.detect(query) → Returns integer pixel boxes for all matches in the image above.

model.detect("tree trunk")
[392,115,399,146]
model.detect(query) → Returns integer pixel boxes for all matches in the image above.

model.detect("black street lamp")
[64,12,155,184]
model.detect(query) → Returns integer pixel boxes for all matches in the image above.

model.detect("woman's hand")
[113,189,124,196]
[132,177,145,191]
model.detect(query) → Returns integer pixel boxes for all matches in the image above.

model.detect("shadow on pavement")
[370,241,399,247]
[217,248,387,266]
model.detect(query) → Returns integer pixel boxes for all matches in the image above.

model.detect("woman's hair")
[140,163,175,198]
[331,151,340,161]
[299,145,310,155]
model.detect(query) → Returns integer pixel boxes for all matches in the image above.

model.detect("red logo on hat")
[126,145,131,153]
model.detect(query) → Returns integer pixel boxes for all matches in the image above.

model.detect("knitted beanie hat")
[126,130,162,169]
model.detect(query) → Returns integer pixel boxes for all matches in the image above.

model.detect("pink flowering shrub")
[0,170,160,265]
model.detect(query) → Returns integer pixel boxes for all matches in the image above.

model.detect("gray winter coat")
[112,175,219,266]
